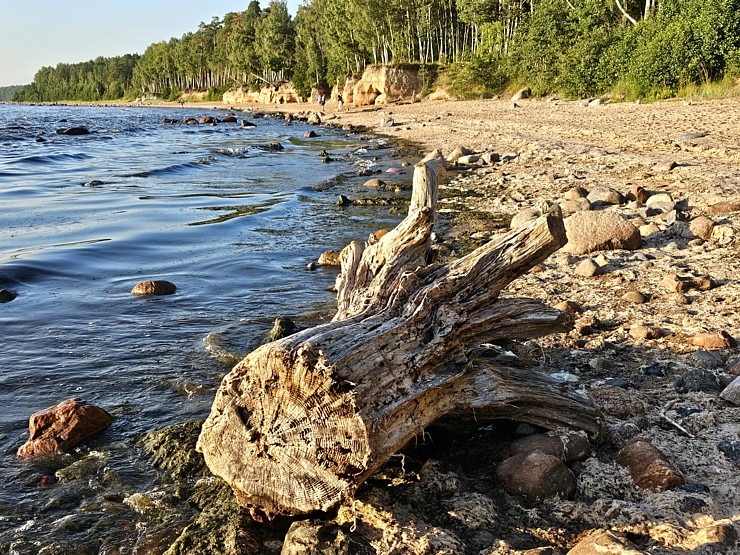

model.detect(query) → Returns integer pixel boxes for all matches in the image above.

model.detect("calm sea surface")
[0,104,409,553]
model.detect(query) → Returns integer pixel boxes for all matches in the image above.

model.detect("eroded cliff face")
[351,66,422,106]
[223,66,422,107]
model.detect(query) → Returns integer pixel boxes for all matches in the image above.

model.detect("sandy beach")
[149,96,740,553]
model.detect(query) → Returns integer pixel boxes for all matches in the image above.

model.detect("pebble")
[615,440,685,491]
[622,290,646,304]
[131,280,177,296]
[639,223,661,237]
[629,325,662,340]
[574,258,602,277]
[0,289,17,303]
[652,160,677,172]
[674,369,722,393]
[586,186,623,206]
[554,300,583,313]
[496,451,576,500]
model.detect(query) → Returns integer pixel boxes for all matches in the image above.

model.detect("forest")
[12,0,740,103]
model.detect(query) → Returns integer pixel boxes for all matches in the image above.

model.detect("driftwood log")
[197,156,600,519]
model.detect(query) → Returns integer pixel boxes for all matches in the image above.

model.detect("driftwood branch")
[197,157,600,518]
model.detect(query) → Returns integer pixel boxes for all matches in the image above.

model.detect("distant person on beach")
[318,94,325,111]
[337,93,343,111]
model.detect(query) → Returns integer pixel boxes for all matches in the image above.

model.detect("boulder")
[200,116,217,124]
[690,331,737,349]
[17,398,113,457]
[720,376,740,405]
[267,317,297,343]
[510,207,540,230]
[689,216,715,240]
[615,440,685,491]
[352,65,422,106]
[563,186,588,200]
[131,280,177,296]
[563,211,641,254]
[586,186,624,206]
[574,258,602,277]
[0,288,17,303]
[496,451,576,500]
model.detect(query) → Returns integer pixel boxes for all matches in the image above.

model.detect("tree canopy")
[13,0,740,102]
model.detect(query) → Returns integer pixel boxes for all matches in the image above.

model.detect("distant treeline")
[13,0,740,102]
[0,85,24,101]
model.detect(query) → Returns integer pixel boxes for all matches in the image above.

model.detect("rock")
[630,185,650,204]
[564,211,641,254]
[352,66,422,106]
[574,258,602,277]
[639,223,661,237]
[674,132,707,143]
[559,198,591,216]
[687,350,724,369]
[317,250,341,266]
[675,369,722,393]
[446,145,474,163]
[563,186,588,200]
[586,186,624,206]
[131,280,177,296]
[307,113,321,124]
[304,130,317,138]
[200,116,217,124]
[267,317,297,343]
[588,98,604,107]
[645,192,674,206]
[336,195,351,206]
[690,331,737,349]
[588,386,645,419]
[711,223,735,244]
[510,207,540,230]
[707,199,740,215]
[629,325,662,340]
[720,376,740,405]
[555,300,583,313]
[511,87,531,102]
[281,520,349,555]
[456,154,480,165]
[567,529,645,555]
[652,160,677,172]
[659,273,715,294]
[379,117,395,128]
[481,151,500,164]
[509,431,591,463]
[0,288,17,303]
[241,120,256,127]
[368,229,389,244]
[56,127,90,135]
[689,216,715,240]
[17,398,113,457]
[496,451,576,500]
[726,359,740,376]
[622,291,646,304]
[615,440,685,491]
[718,440,740,465]
[221,116,237,123]
[363,178,385,188]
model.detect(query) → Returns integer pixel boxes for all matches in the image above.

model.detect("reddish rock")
[691,331,737,349]
[659,273,715,294]
[17,398,113,457]
[363,178,385,188]
[707,199,740,215]
[131,280,177,296]
[563,186,588,200]
[689,216,715,241]
[509,431,591,463]
[629,325,662,340]
[615,440,685,491]
[555,300,583,313]
[496,451,576,500]
[629,185,650,204]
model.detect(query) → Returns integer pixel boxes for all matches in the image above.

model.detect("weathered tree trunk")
[197,157,600,519]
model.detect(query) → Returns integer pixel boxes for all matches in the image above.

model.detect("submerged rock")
[0,288,17,303]
[56,126,90,135]
[17,398,113,457]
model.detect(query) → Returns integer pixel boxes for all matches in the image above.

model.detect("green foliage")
[0,85,25,101]
[16,0,740,104]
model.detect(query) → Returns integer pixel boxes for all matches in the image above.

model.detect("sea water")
[0,104,409,553]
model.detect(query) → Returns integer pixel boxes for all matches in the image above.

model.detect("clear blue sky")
[0,0,301,86]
